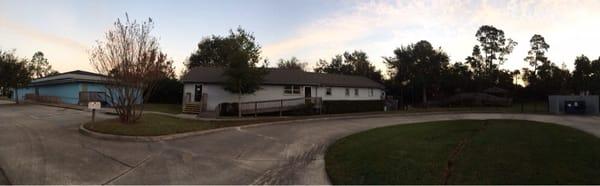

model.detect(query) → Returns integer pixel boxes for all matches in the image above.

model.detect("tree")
[469,25,517,85]
[591,57,600,94]
[342,51,383,82]
[524,34,550,73]
[314,55,353,74]
[314,50,383,82]
[0,50,32,103]
[90,14,174,124]
[186,27,261,68]
[221,38,266,117]
[385,40,450,105]
[440,62,473,95]
[277,57,307,71]
[28,51,57,78]
[572,55,592,94]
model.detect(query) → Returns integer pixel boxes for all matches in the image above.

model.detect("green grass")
[84,113,283,136]
[325,119,600,185]
[143,103,182,114]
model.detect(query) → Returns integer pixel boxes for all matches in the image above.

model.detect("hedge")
[321,100,384,114]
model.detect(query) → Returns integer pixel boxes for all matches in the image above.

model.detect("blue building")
[13,70,112,106]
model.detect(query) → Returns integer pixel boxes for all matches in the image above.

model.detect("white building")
[181,67,385,113]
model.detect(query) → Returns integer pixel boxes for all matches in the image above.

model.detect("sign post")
[88,102,101,123]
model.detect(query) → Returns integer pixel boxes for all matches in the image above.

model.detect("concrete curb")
[78,111,553,142]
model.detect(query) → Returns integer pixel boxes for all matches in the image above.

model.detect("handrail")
[238,97,323,116]
[240,97,306,104]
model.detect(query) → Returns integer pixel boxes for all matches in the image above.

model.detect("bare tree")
[90,14,173,124]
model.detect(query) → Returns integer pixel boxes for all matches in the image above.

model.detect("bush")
[322,100,384,114]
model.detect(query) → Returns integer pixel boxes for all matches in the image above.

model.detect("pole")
[279,99,283,117]
[92,109,96,123]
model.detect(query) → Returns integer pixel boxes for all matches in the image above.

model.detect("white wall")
[184,83,384,111]
[315,87,384,101]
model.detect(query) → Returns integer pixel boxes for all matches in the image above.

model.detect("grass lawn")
[143,103,182,114]
[325,119,600,185]
[84,113,284,136]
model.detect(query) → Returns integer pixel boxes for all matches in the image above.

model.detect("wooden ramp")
[239,97,322,115]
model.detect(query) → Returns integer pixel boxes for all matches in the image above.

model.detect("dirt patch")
[441,121,489,184]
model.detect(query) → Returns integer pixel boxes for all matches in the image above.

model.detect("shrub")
[322,100,384,114]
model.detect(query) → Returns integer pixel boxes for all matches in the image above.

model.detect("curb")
[78,111,552,142]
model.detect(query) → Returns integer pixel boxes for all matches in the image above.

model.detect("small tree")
[222,39,266,117]
[0,50,32,103]
[90,14,173,124]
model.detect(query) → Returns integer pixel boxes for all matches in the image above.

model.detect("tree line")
[185,24,600,107]
[3,14,600,122]
[0,50,58,102]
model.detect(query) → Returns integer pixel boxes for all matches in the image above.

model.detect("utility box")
[549,95,599,115]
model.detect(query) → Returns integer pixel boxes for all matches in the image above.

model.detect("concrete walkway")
[0,104,599,184]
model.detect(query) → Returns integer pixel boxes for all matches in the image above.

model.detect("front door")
[194,85,203,102]
[304,87,311,98]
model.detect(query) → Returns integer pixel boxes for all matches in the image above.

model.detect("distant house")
[13,70,115,106]
[181,67,385,113]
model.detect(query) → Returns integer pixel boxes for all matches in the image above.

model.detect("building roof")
[27,70,107,87]
[182,67,385,89]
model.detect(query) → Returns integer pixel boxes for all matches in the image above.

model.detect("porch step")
[183,103,202,114]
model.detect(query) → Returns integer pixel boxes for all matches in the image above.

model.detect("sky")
[1,0,600,77]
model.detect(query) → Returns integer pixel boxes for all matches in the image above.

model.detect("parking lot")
[1,104,599,184]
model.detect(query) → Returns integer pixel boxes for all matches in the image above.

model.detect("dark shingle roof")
[27,70,107,87]
[182,67,384,89]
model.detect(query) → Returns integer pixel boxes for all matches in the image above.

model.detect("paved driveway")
[0,104,599,184]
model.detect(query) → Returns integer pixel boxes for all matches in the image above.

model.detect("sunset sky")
[1,0,599,76]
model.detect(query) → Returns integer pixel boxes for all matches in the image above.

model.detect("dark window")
[284,85,301,95]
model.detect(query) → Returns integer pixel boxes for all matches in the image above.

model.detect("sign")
[88,102,101,110]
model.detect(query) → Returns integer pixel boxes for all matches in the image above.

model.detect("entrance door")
[194,85,203,102]
[304,87,311,98]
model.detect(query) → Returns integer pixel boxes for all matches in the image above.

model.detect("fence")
[223,97,322,116]
[24,93,62,104]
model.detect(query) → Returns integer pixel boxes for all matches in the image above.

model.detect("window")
[369,88,374,97]
[284,85,301,95]
[345,88,350,96]
[354,88,359,96]
[325,87,332,96]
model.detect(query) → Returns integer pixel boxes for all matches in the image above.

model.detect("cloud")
[263,0,600,72]
[0,17,88,52]
[0,16,94,72]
